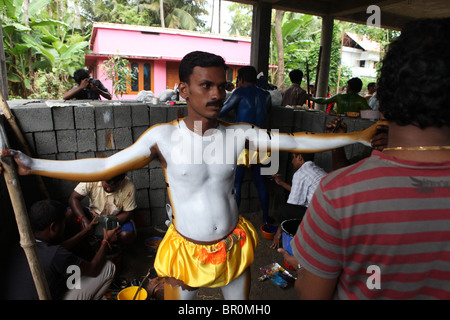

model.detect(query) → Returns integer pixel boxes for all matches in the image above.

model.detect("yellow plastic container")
[117,286,148,300]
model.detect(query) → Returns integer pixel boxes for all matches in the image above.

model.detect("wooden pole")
[0,90,50,199]
[0,19,9,101]
[306,58,311,108]
[0,120,51,300]
[314,46,323,110]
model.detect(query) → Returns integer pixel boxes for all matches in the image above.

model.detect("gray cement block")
[95,105,114,129]
[136,188,150,209]
[113,104,132,128]
[52,106,74,130]
[132,126,149,142]
[76,151,95,159]
[56,130,76,152]
[270,107,294,130]
[23,133,35,153]
[149,188,166,208]
[74,105,95,129]
[96,129,115,151]
[113,127,133,150]
[13,105,53,132]
[167,106,181,122]
[131,104,150,126]
[56,152,76,160]
[77,129,96,152]
[150,106,167,126]
[131,168,150,189]
[34,131,57,155]
[149,168,167,189]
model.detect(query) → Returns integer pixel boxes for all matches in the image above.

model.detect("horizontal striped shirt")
[291,151,450,299]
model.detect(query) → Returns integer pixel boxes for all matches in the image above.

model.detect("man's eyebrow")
[199,79,227,87]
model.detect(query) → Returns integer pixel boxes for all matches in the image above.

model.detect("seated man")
[270,153,327,249]
[67,173,137,245]
[2,200,119,300]
[63,68,112,100]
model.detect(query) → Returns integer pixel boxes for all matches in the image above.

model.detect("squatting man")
[1,51,384,300]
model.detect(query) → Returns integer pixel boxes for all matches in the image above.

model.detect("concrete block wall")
[1,100,377,230]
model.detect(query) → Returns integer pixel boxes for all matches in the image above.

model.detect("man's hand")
[270,227,282,249]
[278,248,299,270]
[371,124,389,151]
[325,117,347,134]
[85,216,98,234]
[79,78,90,89]
[0,149,32,175]
[271,173,284,185]
[103,225,121,244]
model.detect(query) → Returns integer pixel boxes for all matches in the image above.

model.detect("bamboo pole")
[0,120,51,300]
[313,46,323,110]
[306,58,311,108]
[0,90,50,199]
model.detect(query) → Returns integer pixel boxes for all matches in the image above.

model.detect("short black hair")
[347,78,363,93]
[179,51,227,84]
[289,69,303,84]
[73,68,90,84]
[367,82,376,90]
[237,66,257,83]
[105,173,126,185]
[293,152,315,162]
[28,200,66,232]
[378,18,450,128]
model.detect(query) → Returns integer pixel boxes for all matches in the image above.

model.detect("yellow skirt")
[154,216,258,288]
[237,148,271,167]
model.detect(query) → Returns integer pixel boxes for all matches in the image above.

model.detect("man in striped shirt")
[287,17,450,299]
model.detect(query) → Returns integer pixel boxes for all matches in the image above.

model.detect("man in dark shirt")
[219,66,272,224]
[2,200,118,300]
[63,68,112,100]
[281,69,307,107]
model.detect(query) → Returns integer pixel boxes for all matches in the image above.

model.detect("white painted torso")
[150,120,246,242]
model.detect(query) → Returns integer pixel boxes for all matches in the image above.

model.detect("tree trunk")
[275,10,285,89]
[160,0,165,28]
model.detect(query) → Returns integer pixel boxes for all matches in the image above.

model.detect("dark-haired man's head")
[29,200,66,243]
[237,66,257,85]
[289,69,303,84]
[378,18,450,128]
[102,173,126,193]
[347,78,363,93]
[179,51,227,84]
[73,68,90,85]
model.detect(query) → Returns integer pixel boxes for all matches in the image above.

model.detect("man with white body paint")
[0,51,383,300]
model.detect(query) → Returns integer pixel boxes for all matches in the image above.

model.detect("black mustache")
[206,100,223,107]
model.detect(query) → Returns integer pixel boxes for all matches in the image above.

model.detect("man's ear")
[178,82,189,100]
[48,221,58,235]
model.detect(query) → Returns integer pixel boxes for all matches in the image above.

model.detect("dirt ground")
[111,210,299,300]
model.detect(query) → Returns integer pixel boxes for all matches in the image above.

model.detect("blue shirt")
[220,85,272,128]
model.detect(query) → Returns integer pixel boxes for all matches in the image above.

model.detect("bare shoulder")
[136,119,182,142]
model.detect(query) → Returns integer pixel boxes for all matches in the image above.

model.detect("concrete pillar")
[250,2,272,78]
[314,15,334,111]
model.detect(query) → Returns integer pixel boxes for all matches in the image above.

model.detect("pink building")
[85,22,252,99]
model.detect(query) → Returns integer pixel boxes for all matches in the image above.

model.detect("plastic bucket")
[281,219,302,255]
[145,236,163,253]
[117,286,148,300]
[260,224,278,240]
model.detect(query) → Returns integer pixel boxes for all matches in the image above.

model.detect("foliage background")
[1,0,397,99]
